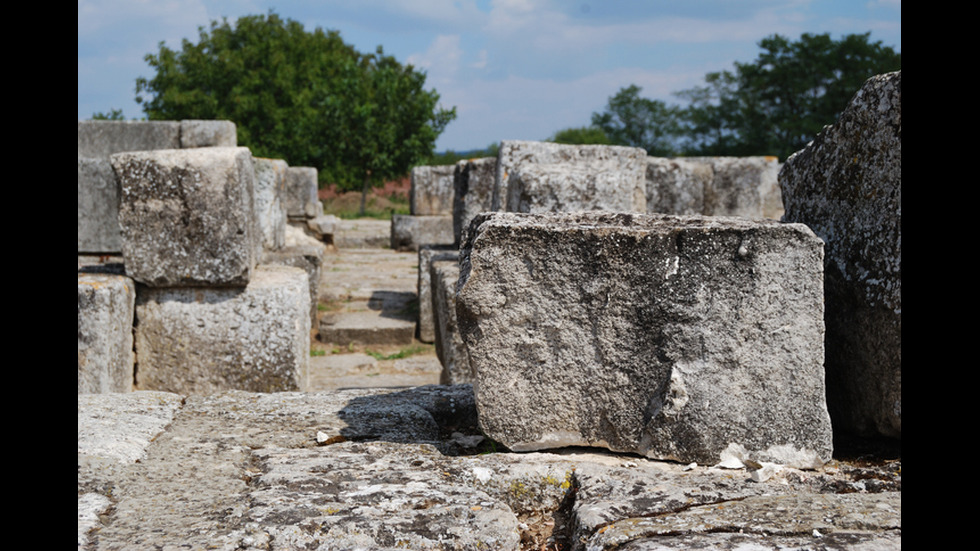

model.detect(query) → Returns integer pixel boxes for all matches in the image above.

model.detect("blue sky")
[78,0,901,152]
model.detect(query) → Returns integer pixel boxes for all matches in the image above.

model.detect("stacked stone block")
[390,165,456,251]
[252,158,289,251]
[457,211,833,467]
[431,259,472,385]
[779,71,902,439]
[452,157,496,247]
[417,246,457,343]
[646,156,782,220]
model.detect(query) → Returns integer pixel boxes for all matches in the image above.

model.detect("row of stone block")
[77,265,311,395]
[403,146,782,252]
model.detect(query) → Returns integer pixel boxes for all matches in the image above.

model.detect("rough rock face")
[457,212,832,467]
[453,157,496,246]
[252,157,288,251]
[78,273,135,394]
[110,147,259,287]
[78,156,123,253]
[779,71,901,439]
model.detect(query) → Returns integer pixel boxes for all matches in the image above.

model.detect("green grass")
[310,350,326,357]
[322,191,409,220]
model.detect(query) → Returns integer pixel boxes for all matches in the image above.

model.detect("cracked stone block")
[779,71,902,439]
[457,211,833,467]
[252,158,288,251]
[78,273,135,394]
[411,164,456,215]
[110,146,260,287]
[134,265,310,394]
[432,259,472,384]
[453,157,496,246]
[78,156,123,253]
[284,166,319,219]
[494,140,647,213]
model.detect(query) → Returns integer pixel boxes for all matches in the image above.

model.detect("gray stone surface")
[307,214,341,244]
[77,387,900,551]
[453,157,496,246]
[494,140,647,212]
[78,156,123,253]
[252,157,288,251]
[685,156,783,219]
[179,119,237,148]
[134,265,311,394]
[432,260,472,385]
[263,225,327,323]
[411,164,456,215]
[111,146,259,287]
[77,120,181,158]
[457,211,832,467]
[78,273,136,394]
[779,71,902,439]
[418,246,457,343]
[284,166,320,219]
[645,157,713,216]
[390,214,455,251]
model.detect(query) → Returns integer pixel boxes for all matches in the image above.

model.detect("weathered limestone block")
[457,212,832,467]
[494,140,647,212]
[418,246,457,343]
[78,273,135,394]
[284,166,319,219]
[110,147,259,287]
[432,259,473,385]
[252,158,288,251]
[390,214,455,251]
[410,164,456,215]
[134,265,311,394]
[77,120,181,158]
[179,120,237,148]
[306,214,340,244]
[263,225,327,324]
[453,157,496,246]
[685,156,783,219]
[78,156,122,253]
[779,71,902,439]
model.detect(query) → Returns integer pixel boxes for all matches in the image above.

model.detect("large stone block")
[110,147,259,287]
[779,71,902,439]
[494,140,647,213]
[77,120,181,158]
[453,157,496,246]
[284,166,319,219]
[252,158,288,251]
[685,156,783,219]
[418,246,457,343]
[457,212,832,467]
[390,214,455,251]
[78,157,122,253]
[179,120,237,148]
[410,165,456,215]
[78,273,135,393]
[263,225,327,324]
[134,265,311,394]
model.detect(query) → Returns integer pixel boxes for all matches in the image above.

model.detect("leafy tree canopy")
[135,12,456,191]
[91,108,126,120]
[582,32,900,160]
[548,126,613,146]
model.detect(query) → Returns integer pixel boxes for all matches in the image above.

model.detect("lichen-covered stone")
[779,71,901,439]
[457,211,832,467]
[390,214,455,251]
[77,120,180,158]
[179,119,237,148]
[453,157,496,246]
[284,166,319,219]
[432,259,472,384]
[134,265,310,394]
[418,246,458,343]
[111,146,259,287]
[78,157,122,253]
[252,157,288,251]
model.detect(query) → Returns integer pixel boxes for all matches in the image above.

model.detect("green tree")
[135,12,455,201]
[677,32,901,159]
[91,108,126,120]
[547,126,612,145]
[591,85,682,156]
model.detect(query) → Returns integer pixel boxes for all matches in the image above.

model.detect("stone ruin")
[79,71,900,549]
[77,120,332,395]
